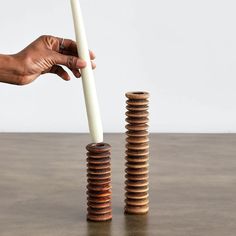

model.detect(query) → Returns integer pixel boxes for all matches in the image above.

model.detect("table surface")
[0,133,235,236]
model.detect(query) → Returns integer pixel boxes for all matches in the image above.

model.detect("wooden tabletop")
[0,133,235,236]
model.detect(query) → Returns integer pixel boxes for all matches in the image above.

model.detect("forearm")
[0,54,22,85]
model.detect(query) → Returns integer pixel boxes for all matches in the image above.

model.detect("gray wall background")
[0,0,236,133]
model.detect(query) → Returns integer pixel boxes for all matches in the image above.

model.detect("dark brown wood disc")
[87,173,111,180]
[126,142,149,150]
[126,100,149,106]
[125,162,149,168]
[86,151,111,158]
[126,105,149,111]
[87,184,111,191]
[87,201,111,209]
[125,124,149,131]
[87,196,111,203]
[126,111,149,118]
[126,149,149,156]
[126,117,149,124]
[87,190,112,198]
[126,130,148,137]
[125,174,148,181]
[86,143,111,153]
[87,162,111,169]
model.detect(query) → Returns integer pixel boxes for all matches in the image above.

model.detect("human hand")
[0,35,96,85]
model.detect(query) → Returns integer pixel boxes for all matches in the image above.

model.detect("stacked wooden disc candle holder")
[124,91,150,214]
[86,143,112,221]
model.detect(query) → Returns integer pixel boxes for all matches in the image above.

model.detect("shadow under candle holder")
[86,221,112,236]
[124,214,149,236]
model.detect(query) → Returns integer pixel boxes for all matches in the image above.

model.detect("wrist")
[0,54,23,85]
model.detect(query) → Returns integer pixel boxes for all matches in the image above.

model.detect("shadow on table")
[124,214,149,236]
[86,220,112,236]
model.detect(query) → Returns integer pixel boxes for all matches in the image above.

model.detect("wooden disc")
[126,111,149,118]
[126,130,148,137]
[126,117,149,124]
[87,173,111,180]
[125,91,149,100]
[88,178,111,185]
[87,201,111,209]
[88,206,112,215]
[87,162,111,169]
[86,157,110,164]
[125,167,148,175]
[126,136,149,144]
[126,100,149,106]
[125,162,149,169]
[125,124,149,131]
[125,156,149,162]
[86,152,111,158]
[87,184,111,192]
[125,185,149,193]
[125,173,148,181]
[86,143,111,153]
[87,190,111,198]
[125,179,148,187]
[125,205,149,214]
[87,167,111,175]
[126,105,148,111]
[125,192,149,200]
[126,143,149,150]
[126,149,149,156]
[125,198,149,206]
[87,196,111,203]
[87,212,112,222]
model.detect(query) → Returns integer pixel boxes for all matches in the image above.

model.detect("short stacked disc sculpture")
[86,143,112,221]
[124,91,149,214]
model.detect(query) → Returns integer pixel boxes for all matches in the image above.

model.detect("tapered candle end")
[91,132,103,144]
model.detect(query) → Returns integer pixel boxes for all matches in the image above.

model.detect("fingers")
[57,37,96,60]
[50,65,71,81]
[54,53,96,71]
[49,62,96,81]
[89,50,96,60]
[54,53,86,69]
[72,69,81,78]
[91,61,96,69]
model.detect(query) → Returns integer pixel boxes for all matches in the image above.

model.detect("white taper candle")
[70,0,103,143]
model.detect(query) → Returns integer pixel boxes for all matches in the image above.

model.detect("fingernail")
[77,60,86,68]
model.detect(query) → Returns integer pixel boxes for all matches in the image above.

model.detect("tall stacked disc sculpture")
[124,92,150,214]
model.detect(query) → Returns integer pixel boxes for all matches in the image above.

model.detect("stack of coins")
[86,143,112,221]
[124,91,150,214]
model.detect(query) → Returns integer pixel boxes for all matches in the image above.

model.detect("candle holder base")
[86,143,112,221]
